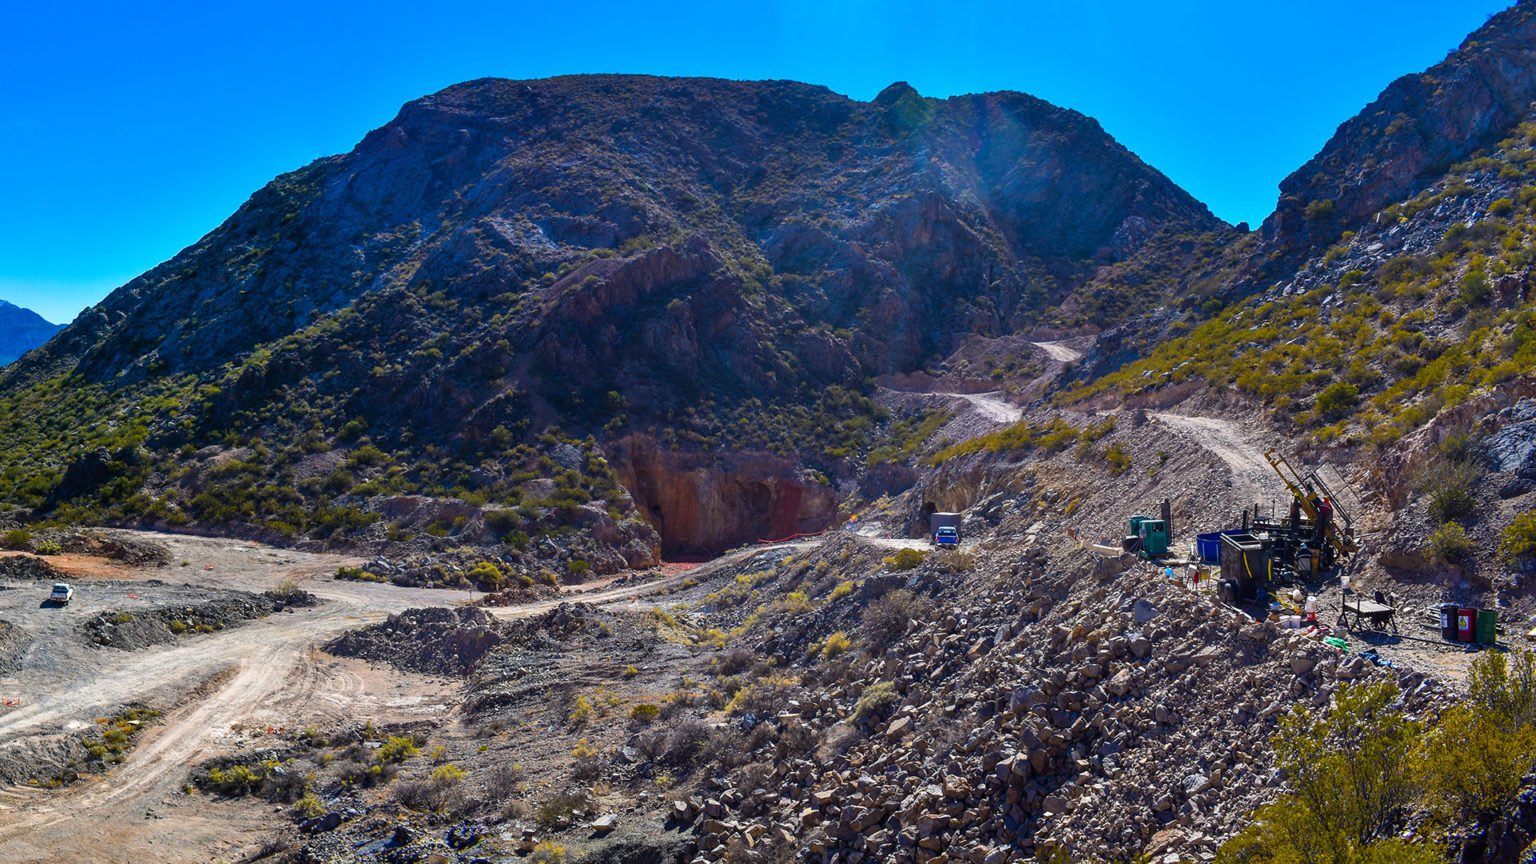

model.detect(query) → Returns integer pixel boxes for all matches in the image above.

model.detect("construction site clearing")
[1085,448,1517,686]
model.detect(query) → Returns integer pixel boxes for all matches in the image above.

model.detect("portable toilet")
[1138,519,1169,558]
[1477,609,1499,645]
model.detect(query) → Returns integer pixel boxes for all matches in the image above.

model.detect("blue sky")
[0,0,1511,324]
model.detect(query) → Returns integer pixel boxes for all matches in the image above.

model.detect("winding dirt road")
[1031,341,1084,363]
[950,391,1023,425]
[1152,413,1280,502]
[0,531,711,863]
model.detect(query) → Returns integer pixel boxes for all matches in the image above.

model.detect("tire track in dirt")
[0,531,865,860]
[1152,413,1280,503]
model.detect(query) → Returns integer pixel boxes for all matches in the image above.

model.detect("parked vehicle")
[49,583,73,605]
[934,526,961,547]
[929,512,962,545]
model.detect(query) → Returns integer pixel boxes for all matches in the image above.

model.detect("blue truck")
[930,512,962,546]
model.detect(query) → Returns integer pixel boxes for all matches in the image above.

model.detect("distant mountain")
[0,300,62,366]
[0,74,1224,554]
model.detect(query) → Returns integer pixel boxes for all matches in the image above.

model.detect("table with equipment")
[1339,595,1397,633]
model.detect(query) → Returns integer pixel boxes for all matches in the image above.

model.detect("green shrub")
[1426,521,1475,563]
[1215,682,1423,863]
[1,529,31,550]
[1427,486,1476,525]
[851,681,899,723]
[33,539,60,555]
[466,561,505,591]
[629,703,661,724]
[1502,511,1536,561]
[1315,382,1359,419]
[334,566,387,583]
[1303,198,1335,220]
[1103,442,1131,475]
[884,548,927,571]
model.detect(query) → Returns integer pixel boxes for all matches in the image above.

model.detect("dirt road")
[1032,341,1083,363]
[1152,413,1281,503]
[0,531,714,863]
[950,391,1023,425]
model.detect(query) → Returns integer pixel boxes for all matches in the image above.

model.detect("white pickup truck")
[48,583,73,605]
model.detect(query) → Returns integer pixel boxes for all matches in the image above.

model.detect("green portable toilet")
[1477,609,1499,645]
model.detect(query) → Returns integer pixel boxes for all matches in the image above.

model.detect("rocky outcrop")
[324,607,504,676]
[611,435,838,556]
[673,551,1449,863]
[1265,2,1536,250]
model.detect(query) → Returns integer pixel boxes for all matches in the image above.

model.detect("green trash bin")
[1477,608,1499,644]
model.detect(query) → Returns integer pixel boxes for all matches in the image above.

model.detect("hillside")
[1058,4,1536,597]
[7,6,1536,864]
[0,75,1226,563]
[0,300,62,366]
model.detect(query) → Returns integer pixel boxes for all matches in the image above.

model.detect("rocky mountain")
[1265,2,1536,254]
[0,300,62,366]
[0,74,1226,558]
[1062,3,1536,614]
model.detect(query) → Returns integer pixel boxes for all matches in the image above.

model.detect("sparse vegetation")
[884,548,927,571]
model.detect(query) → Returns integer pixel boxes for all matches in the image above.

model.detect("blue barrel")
[1196,532,1223,564]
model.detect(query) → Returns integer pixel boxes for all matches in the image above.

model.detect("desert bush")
[1502,511,1536,561]
[819,631,852,659]
[698,726,746,771]
[1215,681,1423,863]
[294,792,325,818]
[851,681,899,724]
[270,578,301,599]
[534,790,591,830]
[33,539,60,555]
[861,589,933,646]
[1427,486,1477,525]
[466,561,505,591]
[660,718,709,766]
[1,529,31,550]
[485,759,525,799]
[570,738,602,780]
[1425,521,1475,564]
[1315,381,1359,419]
[567,694,596,726]
[716,646,754,677]
[334,566,386,583]
[884,548,927,571]
[529,840,567,864]
[376,734,422,764]
[629,703,661,724]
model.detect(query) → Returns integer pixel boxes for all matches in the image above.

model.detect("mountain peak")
[873,81,921,107]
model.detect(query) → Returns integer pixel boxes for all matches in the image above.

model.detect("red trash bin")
[1458,608,1477,642]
